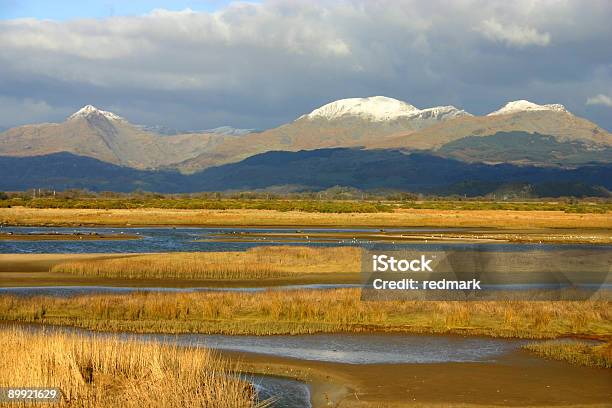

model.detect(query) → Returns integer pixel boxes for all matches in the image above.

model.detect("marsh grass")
[2,207,611,229]
[0,326,263,407]
[524,341,612,368]
[50,247,361,280]
[1,290,610,338]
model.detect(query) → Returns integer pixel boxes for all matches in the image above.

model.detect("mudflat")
[0,253,139,272]
[229,349,612,407]
[206,228,612,244]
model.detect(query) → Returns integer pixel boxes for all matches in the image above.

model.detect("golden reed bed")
[50,247,361,280]
[524,340,612,368]
[0,326,265,407]
[1,289,610,339]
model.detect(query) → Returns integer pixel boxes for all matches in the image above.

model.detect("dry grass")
[0,326,262,407]
[524,340,612,368]
[50,247,361,280]
[1,290,610,339]
[2,207,611,229]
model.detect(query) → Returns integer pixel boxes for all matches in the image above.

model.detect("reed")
[2,207,611,229]
[50,247,361,280]
[0,326,264,407]
[1,290,610,339]
[524,341,612,368]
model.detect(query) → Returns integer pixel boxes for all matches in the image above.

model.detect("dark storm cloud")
[0,0,611,130]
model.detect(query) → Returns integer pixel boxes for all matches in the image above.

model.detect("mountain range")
[1,96,610,195]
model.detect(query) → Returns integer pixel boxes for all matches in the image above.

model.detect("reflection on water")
[135,332,524,365]
[243,374,311,408]
[2,226,607,254]
[12,323,524,365]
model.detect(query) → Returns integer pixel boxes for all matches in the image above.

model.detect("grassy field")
[0,326,260,407]
[1,290,610,339]
[524,340,612,368]
[51,247,361,280]
[2,206,611,229]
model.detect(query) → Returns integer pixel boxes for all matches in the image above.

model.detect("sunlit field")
[1,206,611,229]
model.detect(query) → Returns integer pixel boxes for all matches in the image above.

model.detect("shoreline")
[0,232,141,241]
[2,225,611,245]
[203,228,612,245]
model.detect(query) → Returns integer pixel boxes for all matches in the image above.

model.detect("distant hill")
[0,152,189,192]
[1,150,609,197]
[194,148,611,196]
[0,105,229,169]
[435,132,612,166]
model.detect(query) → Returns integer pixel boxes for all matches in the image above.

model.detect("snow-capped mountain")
[488,100,569,116]
[67,105,127,122]
[374,98,607,153]
[301,96,471,122]
[1,97,609,174]
[180,97,473,172]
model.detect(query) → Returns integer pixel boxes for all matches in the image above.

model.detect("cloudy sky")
[1,0,611,131]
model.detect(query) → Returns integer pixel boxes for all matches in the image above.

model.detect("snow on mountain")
[300,96,470,121]
[67,105,126,122]
[412,105,472,120]
[488,100,569,116]
[202,126,254,136]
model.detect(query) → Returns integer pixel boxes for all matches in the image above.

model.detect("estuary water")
[147,332,525,364]
[2,226,607,254]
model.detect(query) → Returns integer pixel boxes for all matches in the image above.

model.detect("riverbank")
[2,207,611,229]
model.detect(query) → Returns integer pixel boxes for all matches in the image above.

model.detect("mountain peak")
[68,105,126,122]
[301,96,420,121]
[488,100,569,116]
